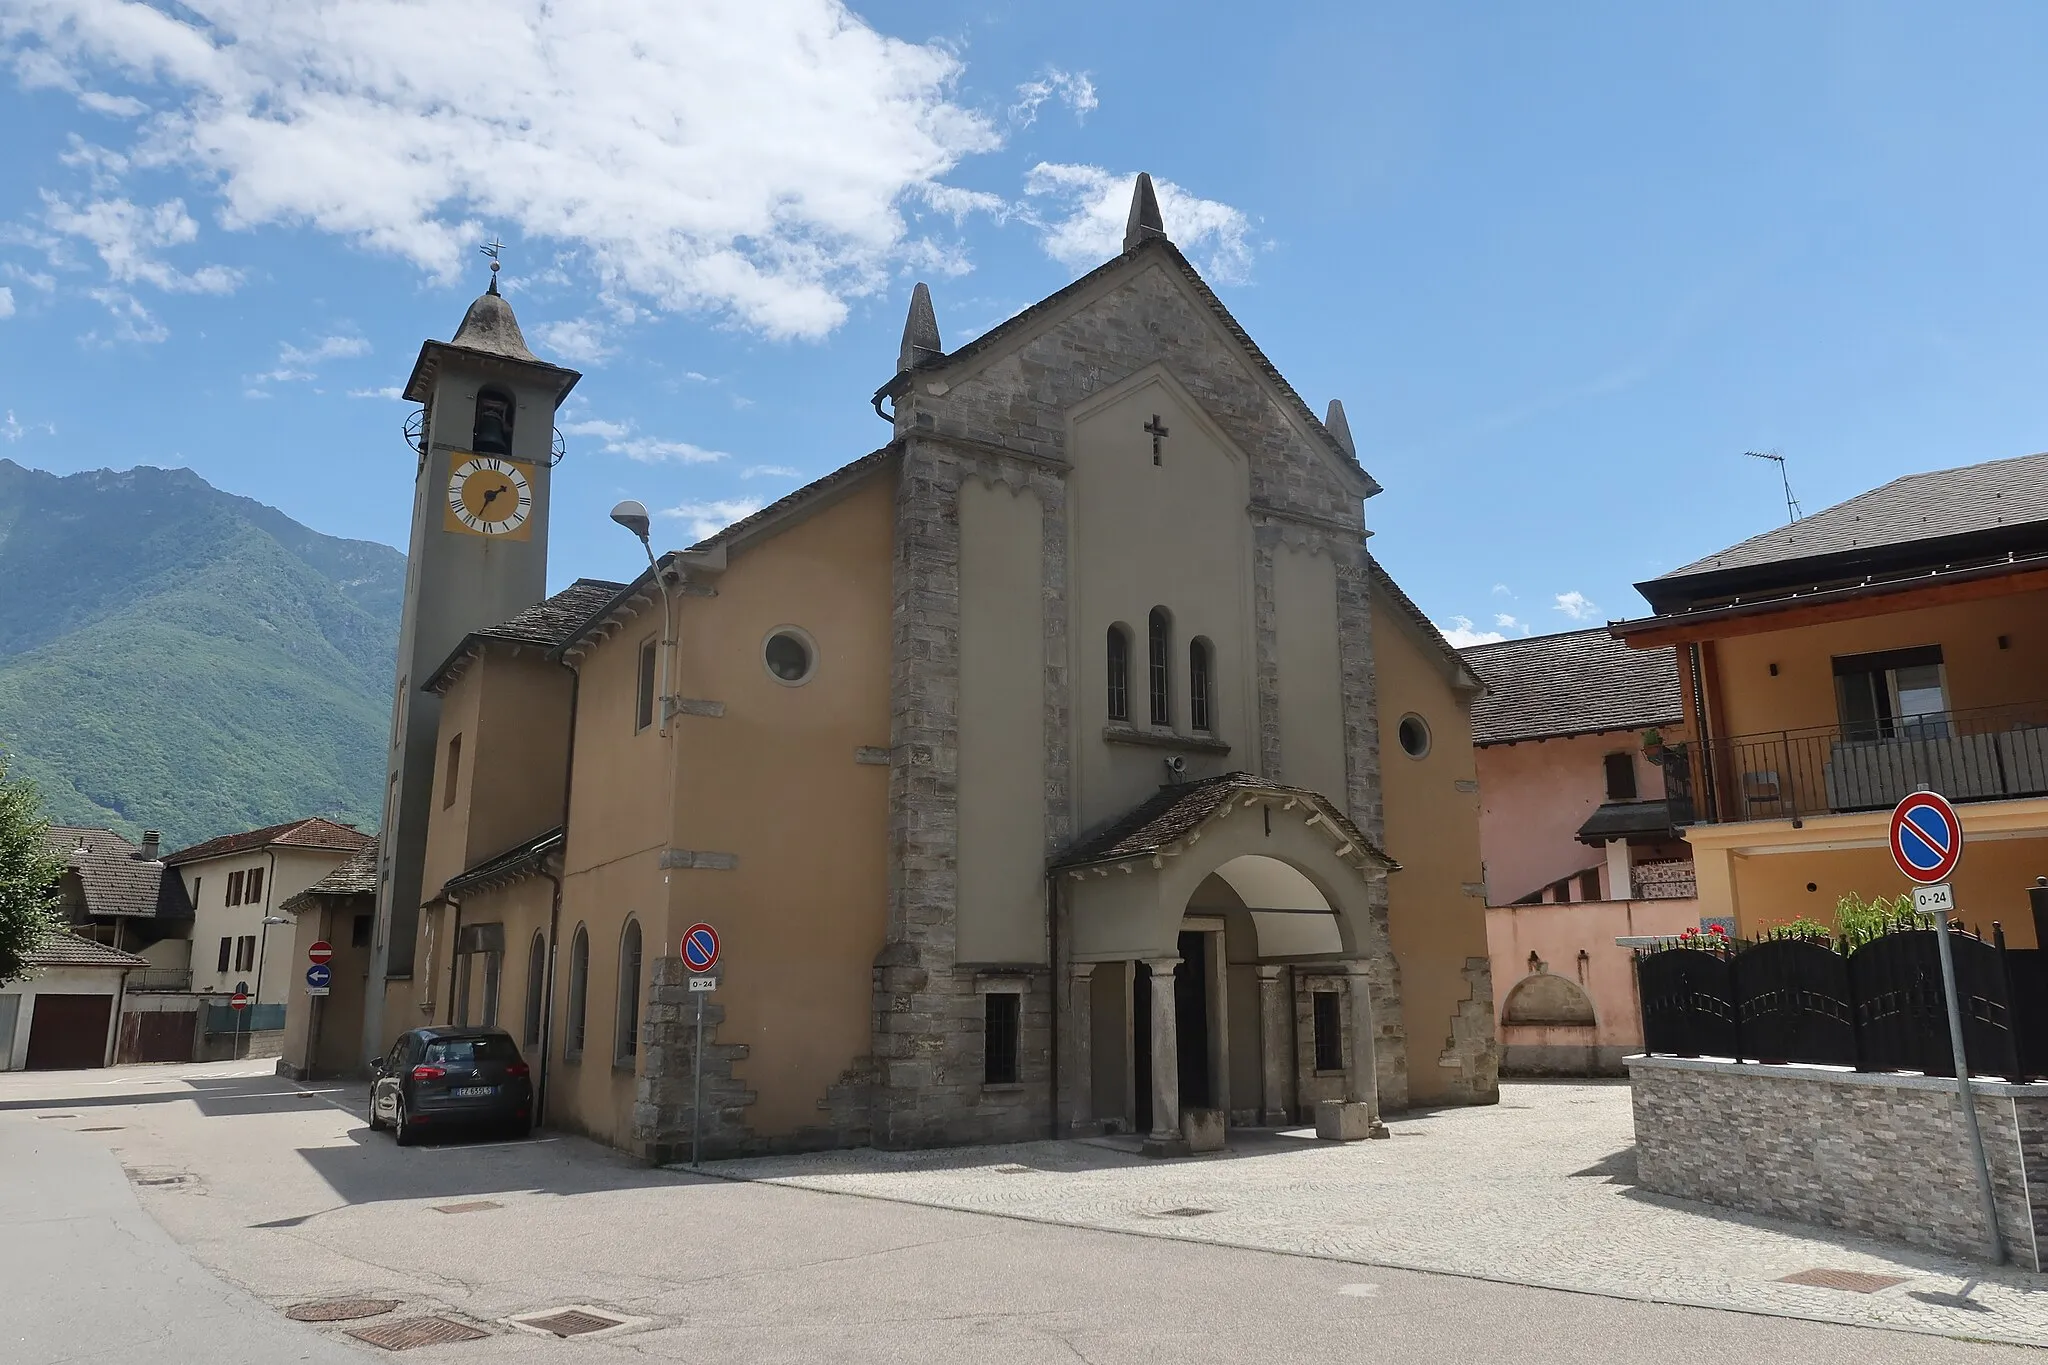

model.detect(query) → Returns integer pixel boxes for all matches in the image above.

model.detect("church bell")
[473,392,514,456]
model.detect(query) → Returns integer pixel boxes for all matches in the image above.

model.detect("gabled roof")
[888,236,1378,497]
[1055,773,1395,873]
[1641,451,2048,618]
[1369,562,1483,692]
[1461,628,1683,746]
[279,841,380,915]
[29,930,149,969]
[439,827,563,900]
[46,826,190,920]
[163,817,372,867]
[423,577,625,693]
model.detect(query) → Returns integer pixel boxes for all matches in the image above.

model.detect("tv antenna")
[1745,450,1802,524]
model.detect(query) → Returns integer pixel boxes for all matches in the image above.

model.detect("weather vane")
[479,237,505,288]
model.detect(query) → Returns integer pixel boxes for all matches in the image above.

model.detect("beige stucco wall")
[1474,730,1673,906]
[281,893,374,1076]
[183,845,359,1004]
[1372,585,1493,1105]
[1069,374,1255,833]
[1484,898,1700,1063]
[957,477,1049,965]
[1275,546,1346,803]
[420,666,483,904]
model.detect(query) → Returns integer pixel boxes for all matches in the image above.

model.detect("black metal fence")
[1660,700,2048,826]
[1637,927,2048,1079]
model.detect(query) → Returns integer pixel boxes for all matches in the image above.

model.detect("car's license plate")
[451,1085,496,1098]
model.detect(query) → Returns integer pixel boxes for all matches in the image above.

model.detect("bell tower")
[360,262,581,1062]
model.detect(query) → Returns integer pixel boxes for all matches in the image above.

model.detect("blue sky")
[4,3,2048,642]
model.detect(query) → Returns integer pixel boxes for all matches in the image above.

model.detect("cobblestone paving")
[708,1081,2048,1347]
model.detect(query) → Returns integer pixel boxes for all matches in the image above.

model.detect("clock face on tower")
[443,455,535,539]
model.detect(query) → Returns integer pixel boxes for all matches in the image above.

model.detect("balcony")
[1664,701,2048,826]
[124,968,192,992]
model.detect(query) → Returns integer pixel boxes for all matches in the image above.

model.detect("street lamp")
[610,499,673,731]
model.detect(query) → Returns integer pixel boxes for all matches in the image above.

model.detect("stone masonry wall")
[1630,1056,2045,1270]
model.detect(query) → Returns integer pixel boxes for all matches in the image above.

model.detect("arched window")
[615,918,643,1065]
[1147,608,1171,727]
[523,930,546,1047]
[565,925,589,1061]
[1189,638,1213,733]
[473,387,515,456]
[1106,624,1131,722]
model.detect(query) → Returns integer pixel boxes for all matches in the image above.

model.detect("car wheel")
[393,1094,417,1147]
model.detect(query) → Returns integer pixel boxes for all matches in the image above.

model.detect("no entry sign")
[229,990,250,1012]
[1891,790,1964,884]
[307,940,334,965]
[682,922,720,973]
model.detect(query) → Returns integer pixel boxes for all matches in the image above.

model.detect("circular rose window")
[763,628,816,685]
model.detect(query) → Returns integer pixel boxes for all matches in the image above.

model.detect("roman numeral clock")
[443,454,535,539]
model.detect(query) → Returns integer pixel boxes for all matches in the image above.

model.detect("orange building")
[1614,452,2048,942]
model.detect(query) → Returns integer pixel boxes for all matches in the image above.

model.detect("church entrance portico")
[1055,774,1398,1152]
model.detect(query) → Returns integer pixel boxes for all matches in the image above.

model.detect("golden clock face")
[443,455,534,539]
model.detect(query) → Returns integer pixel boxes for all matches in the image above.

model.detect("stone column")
[1059,963,1096,1136]
[1256,964,1293,1125]
[1605,839,1632,901]
[1141,955,1184,1155]
[1343,960,1389,1136]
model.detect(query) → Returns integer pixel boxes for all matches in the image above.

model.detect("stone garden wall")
[1630,1055,2048,1270]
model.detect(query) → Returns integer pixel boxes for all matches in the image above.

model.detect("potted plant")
[1642,727,1668,766]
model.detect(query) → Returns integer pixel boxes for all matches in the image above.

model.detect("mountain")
[0,459,404,849]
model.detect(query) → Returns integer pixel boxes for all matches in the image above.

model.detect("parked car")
[368,1026,533,1145]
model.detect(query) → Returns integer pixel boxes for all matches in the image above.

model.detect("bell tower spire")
[360,254,583,1060]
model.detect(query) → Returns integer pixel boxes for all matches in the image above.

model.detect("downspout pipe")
[538,661,582,1129]
[444,896,463,1026]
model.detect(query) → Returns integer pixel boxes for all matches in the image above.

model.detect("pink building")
[1460,629,1702,1074]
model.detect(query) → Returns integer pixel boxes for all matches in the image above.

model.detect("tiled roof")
[1575,800,1677,846]
[1659,450,2048,581]
[422,578,626,692]
[1055,773,1394,871]
[279,841,380,914]
[1460,629,1683,746]
[29,930,149,969]
[46,826,191,920]
[163,817,373,866]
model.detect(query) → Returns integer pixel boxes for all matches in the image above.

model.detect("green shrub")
[1835,891,1925,948]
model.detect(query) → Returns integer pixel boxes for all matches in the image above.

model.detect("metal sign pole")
[1932,900,2006,1265]
[691,987,705,1170]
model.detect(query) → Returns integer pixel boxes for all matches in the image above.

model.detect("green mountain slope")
[0,459,403,848]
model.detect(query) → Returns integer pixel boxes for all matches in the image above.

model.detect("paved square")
[711,1080,2048,1347]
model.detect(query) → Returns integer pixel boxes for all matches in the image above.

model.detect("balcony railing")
[125,968,192,992]
[1664,700,2048,826]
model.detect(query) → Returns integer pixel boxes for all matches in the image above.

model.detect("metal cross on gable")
[1144,414,1169,465]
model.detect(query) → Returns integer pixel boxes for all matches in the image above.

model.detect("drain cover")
[35,1114,77,1120]
[1153,1207,1214,1218]
[286,1299,400,1323]
[993,1164,1033,1175]
[515,1309,626,1337]
[347,1315,489,1350]
[1777,1268,1907,1294]
[78,1126,124,1132]
[433,1200,502,1215]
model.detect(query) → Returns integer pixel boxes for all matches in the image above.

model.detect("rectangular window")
[1833,646,1948,739]
[444,733,462,809]
[1579,869,1602,901]
[235,936,256,973]
[1106,627,1130,723]
[1604,752,1637,801]
[217,937,232,973]
[226,870,244,907]
[1148,611,1170,727]
[983,991,1021,1085]
[246,866,264,906]
[1312,990,1344,1073]
[636,636,657,732]
[351,914,372,948]
[1189,640,1212,733]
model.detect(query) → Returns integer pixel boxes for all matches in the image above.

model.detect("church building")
[317,176,1498,1160]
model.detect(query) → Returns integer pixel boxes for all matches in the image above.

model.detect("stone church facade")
[325,176,1497,1162]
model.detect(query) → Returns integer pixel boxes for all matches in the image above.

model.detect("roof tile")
[163,817,372,866]
[29,930,149,969]
[1461,629,1683,746]
[46,826,190,920]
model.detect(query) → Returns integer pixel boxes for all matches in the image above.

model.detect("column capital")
[1339,958,1375,979]
[1069,961,1098,981]
[1141,955,1183,974]
[1255,963,1286,982]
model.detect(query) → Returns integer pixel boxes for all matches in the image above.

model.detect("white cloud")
[1436,615,1506,649]
[1022,163,1257,284]
[252,332,369,383]
[348,386,402,400]
[743,464,801,479]
[39,193,240,294]
[563,415,727,464]
[1491,583,1513,596]
[77,90,143,117]
[1010,69,1098,127]
[530,317,613,365]
[1,0,1002,339]
[915,182,1010,225]
[1553,591,1600,621]
[0,287,12,318]
[661,497,765,541]
[84,286,165,343]
[1493,614,1533,636]
[3,410,56,441]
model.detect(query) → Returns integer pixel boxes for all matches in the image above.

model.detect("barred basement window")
[1148,607,1171,727]
[1312,990,1343,1073]
[984,992,1021,1085]
[1106,624,1131,722]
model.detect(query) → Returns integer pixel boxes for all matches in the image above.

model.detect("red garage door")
[25,994,114,1070]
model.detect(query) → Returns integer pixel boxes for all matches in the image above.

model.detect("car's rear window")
[423,1035,518,1066]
